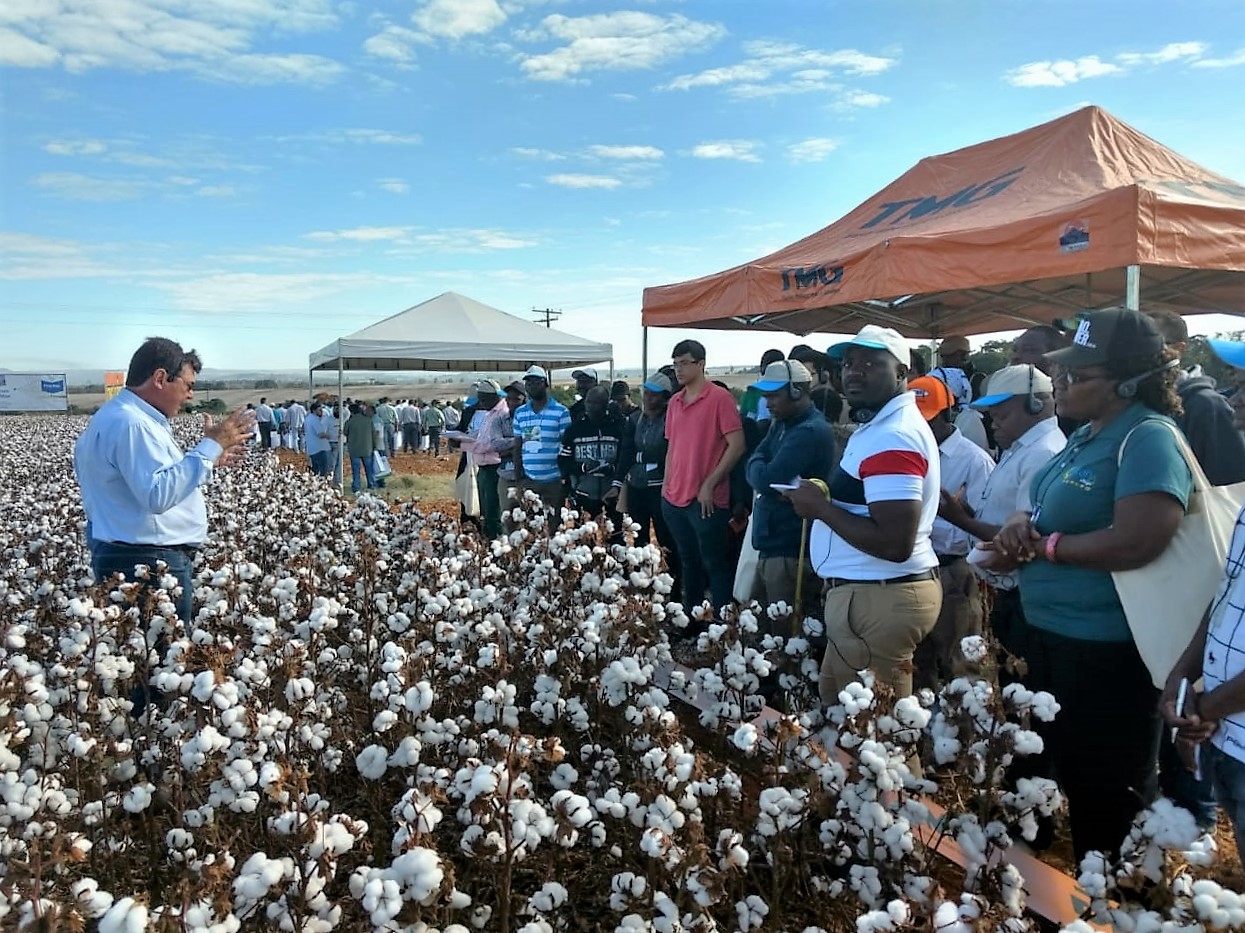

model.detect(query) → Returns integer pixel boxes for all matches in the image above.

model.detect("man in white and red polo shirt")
[662,338,745,617]
[786,325,942,702]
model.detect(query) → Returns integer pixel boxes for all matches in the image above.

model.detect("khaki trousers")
[819,577,942,703]
[913,558,984,691]
[754,555,824,636]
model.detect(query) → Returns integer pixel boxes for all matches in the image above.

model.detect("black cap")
[610,380,630,398]
[1044,308,1164,368]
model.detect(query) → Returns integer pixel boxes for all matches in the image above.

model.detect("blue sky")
[2,0,1244,375]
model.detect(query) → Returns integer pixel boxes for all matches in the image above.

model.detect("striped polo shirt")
[513,398,572,482]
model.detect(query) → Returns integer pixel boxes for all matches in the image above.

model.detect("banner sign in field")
[0,372,70,412]
[104,371,125,401]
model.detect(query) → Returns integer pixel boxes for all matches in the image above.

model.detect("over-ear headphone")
[1023,364,1043,415]
[785,359,801,400]
[1116,359,1179,399]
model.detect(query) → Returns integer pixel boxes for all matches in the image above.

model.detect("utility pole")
[532,307,561,328]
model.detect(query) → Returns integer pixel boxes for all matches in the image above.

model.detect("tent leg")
[338,359,345,493]
[307,368,313,403]
[641,327,648,380]
[1125,265,1140,310]
[608,359,614,383]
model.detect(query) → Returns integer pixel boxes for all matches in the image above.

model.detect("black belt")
[825,568,938,590]
[936,553,967,567]
[108,541,200,554]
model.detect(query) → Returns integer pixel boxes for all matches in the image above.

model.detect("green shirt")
[1019,404,1192,643]
[344,413,376,458]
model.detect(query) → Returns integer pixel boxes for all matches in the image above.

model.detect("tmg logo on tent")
[858,166,1026,230]
[780,264,844,292]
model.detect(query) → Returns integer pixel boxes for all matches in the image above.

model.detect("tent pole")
[307,367,313,403]
[608,359,614,382]
[1125,265,1140,310]
[338,356,345,493]
[641,327,648,380]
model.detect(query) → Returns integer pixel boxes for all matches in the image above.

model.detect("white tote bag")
[1112,420,1245,687]
[733,509,760,602]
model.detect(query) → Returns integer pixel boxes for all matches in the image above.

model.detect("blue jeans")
[351,454,377,493]
[1160,727,1219,830]
[661,499,733,615]
[90,540,195,626]
[309,450,331,476]
[90,539,194,712]
[384,424,397,455]
[1203,743,1245,851]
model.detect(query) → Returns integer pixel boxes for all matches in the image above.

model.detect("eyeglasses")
[671,358,703,369]
[1054,368,1110,386]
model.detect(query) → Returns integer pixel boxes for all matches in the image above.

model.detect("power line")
[531,306,561,328]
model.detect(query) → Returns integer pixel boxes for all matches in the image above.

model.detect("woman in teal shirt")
[986,308,1192,862]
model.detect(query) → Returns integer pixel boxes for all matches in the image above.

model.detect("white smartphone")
[1171,677,1190,742]
[770,480,802,492]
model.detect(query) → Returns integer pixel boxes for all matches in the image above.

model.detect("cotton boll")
[98,896,148,933]
[355,745,388,780]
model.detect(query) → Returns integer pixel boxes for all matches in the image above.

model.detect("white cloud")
[545,173,622,189]
[156,272,393,312]
[277,128,422,146]
[663,41,896,99]
[787,138,838,164]
[403,229,537,251]
[1193,47,1245,69]
[44,140,107,156]
[835,90,889,109]
[32,172,149,201]
[1007,41,1217,87]
[363,25,422,63]
[377,178,410,193]
[196,185,237,197]
[305,226,413,242]
[585,145,664,160]
[689,140,761,163]
[511,147,566,160]
[1117,41,1207,66]
[519,12,726,82]
[413,0,506,39]
[0,26,60,67]
[1004,55,1121,87]
[0,0,343,84]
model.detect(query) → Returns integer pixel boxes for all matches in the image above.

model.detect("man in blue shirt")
[744,359,836,627]
[74,337,254,627]
[513,365,572,514]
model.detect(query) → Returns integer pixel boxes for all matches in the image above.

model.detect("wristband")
[1045,532,1064,564]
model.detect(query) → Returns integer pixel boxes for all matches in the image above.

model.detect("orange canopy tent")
[641,106,1245,340]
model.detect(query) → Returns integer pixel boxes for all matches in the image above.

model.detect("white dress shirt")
[930,427,996,557]
[969,417,1066,589]
[74,389,222,546]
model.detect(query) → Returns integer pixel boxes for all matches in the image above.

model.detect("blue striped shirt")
[74,389,222,546]
[512,399,571,482]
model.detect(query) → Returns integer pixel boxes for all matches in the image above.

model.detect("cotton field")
[0,414,1240,932]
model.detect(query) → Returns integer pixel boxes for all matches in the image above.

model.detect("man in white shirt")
[255,397,274,448]
[75,336,254,626]
[400,398,423,453]
[936,364,1064,667]
[285,399,307,452]
[908,375,995,690]
[785,325,942,702]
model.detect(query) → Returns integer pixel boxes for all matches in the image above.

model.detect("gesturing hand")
[204,408,256,464]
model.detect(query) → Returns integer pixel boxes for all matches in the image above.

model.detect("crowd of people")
[74,313,1245,866]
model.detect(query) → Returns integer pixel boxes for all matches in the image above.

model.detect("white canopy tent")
[308,291,614,488]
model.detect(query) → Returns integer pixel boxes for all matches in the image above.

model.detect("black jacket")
[1177,375,1245,486]
[620,410,667,489]
[558,413,628,502]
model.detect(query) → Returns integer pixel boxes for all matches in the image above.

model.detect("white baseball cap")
[751,359,812,392]
[571,367,598,381]
[473,378,502,395]
[844,324,908,366]
[522,365,549,382]
[972,364,1053,408]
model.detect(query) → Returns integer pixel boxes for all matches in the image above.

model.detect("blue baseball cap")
[751,359,812,392]
[1209,338,1245,370]
[642,372,674,393]
[971,364,1053,408]
[826,341,851,361]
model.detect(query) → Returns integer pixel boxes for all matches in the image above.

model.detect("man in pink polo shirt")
[662,339,745,617]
